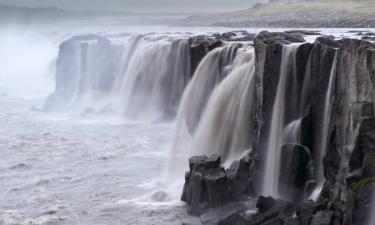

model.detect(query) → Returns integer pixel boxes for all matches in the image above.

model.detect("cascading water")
[309,50,338,200]
[46,34,191,122]
[174,44,239,134]
[263,44,300,197]
[283,118,302,144]
[169,44,255,180]
[191,47,256,164]
[118,36,191,122]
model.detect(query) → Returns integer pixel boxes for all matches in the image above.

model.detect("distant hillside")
[185,0,375,28]
[0,4,134,24]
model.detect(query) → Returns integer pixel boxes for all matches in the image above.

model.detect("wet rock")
[362,36,375,42]
[253,32,307,191]
[212,31,256,42]
[310,210,333,225]
[256,196,277,213]
[189,36,223,75]
[249,197,296,225]
[255,31,305,45]
[217,213,248,225]
[279,144,311,201]
[296,201,326,225]
[182,155,255,216]
[202,201,255,225]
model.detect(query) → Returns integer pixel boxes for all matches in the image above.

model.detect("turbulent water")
[0,26,201,225]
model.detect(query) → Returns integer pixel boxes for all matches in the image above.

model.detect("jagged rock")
[212,31,256,42]
[249,197,296,225]
[217,213,248,225]
[285,30,322,36]
[202,202,255,225]
[296,201,327,225]
[189,36,223,75]
[182,32,375,225]
[255,31,305,45]
[310,210,333,225]
[182,155,255,216]
[347,118,375,225]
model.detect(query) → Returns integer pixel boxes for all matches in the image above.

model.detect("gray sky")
[0,0,268,13]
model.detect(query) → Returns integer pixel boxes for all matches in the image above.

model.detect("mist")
[0,0,268,13]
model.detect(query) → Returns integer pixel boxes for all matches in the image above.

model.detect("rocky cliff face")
[181,32,375,225]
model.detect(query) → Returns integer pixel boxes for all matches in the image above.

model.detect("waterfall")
[309,50,338,200]
[191,47,256,164]
[283,118,302,144]
[174,44,239,134]
[169,44,255,180]
[263,44,300,197]
[47,35,191,122]
[118,36,191,122]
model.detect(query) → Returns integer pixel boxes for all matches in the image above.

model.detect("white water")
[263,44,300,197]
[169,44,256,182]
[191,47,256,163]
[283,119,302,144]
[309,51,338,201]
[0,27,200,225]
[47,34,191,123]
[119,36,190,122]
[174,44,238,134]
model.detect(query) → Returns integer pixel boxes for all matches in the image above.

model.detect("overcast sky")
[0,0,268,12]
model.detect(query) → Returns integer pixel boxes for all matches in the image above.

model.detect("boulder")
[182,155,255,216]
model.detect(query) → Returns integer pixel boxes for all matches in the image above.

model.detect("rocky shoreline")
[180,31,375,225]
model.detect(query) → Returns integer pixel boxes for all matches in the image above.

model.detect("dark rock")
[362,36,375,42]
[246,196,297,225]
[256,196,277,213]
[310,210,333,225]
[212,31,256,42]
[202,201,255,225]
[296,201,327,225]
[279,144,311,201]
[217,213,248,225]
[182,155,254,216]
[189,36,223,75]
[285,30,322,36]
[255,31,305,45]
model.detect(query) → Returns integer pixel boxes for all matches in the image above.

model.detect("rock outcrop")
[182,155,256,216]
[181,32,375,225]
